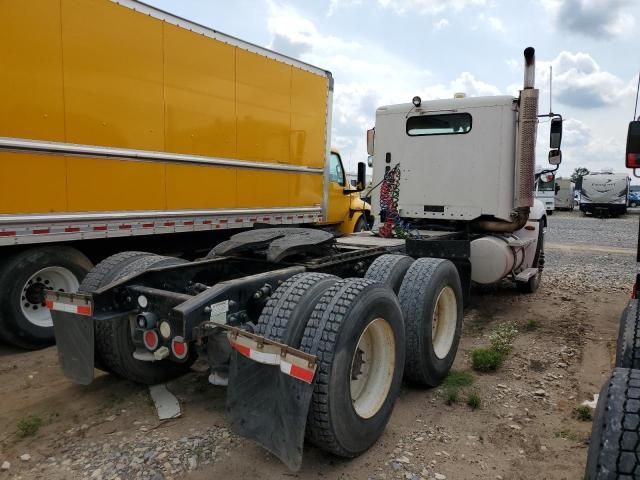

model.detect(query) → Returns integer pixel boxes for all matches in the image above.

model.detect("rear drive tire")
[616,300,640,370]
[255,272,339,346]
[585,368,640,479]
[301,278,405,457]
[0,246,92,349]
[399,258,463,386]
[82,252,195,384]
[365,254,413,294]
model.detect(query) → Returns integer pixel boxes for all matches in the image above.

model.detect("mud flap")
[226,350,314,471]
[51,311,95,385]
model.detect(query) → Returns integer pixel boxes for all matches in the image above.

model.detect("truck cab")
[535,167,556,214]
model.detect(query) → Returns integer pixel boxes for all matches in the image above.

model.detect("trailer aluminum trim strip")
[225,328,317,384]
[0,137,325,175]
[112,0,330,78]
[0,208,323,246]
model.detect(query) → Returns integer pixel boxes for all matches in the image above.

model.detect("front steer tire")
[399,258,463,386]
[301,278,405,457]
[80,252,195,385]
[586,368,640,479]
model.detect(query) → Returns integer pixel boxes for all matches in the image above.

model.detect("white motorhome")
[534,166,556,214]
[580,172,630,216]
[555,177,575,210]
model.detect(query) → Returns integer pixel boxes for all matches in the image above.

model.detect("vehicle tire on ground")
[399,258,463,386]
[81,252,196,384]
[0,246,93,349]
[255,272,339,346]
[353,215,368,232]
[301,278,405,457]
[365,254,413,294]
[616,300,640,370]
[518,221,545,294]
[585,368,640,479]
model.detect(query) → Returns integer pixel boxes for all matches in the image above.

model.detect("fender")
[514,199,546,269]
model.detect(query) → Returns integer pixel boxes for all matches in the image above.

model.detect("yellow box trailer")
[0,0,370,348]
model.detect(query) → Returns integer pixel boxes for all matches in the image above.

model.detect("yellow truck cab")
[0,0,370,348]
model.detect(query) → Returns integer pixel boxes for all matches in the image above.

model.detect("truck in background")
[48,46,561,470]
[534,166,556,214]
[579,171,630,216]
[554,177,575,210]
[0,0,370,349]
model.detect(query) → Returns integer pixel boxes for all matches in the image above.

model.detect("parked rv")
[579,172,630,216]
[554,178,575,211]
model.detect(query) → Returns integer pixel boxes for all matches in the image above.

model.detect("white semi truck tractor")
[48,47,561,470]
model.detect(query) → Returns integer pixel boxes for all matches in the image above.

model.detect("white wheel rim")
[432,286,457,360]
[350,318,396,419]
[20,267,80,328]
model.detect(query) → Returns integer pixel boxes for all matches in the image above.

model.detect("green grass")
[467,391,481,410]
[573,405,593,421]
[489,322,518,356]
[524,319,539,331]
[471,347,504,372]
[445,387,459,405]
[16,415,42,438]
[444,370,474,388]
[554,430,578,441]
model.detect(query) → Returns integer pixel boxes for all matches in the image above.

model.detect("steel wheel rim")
[350,317,396,419]
[20,267,79,328]
[431,286,457,359]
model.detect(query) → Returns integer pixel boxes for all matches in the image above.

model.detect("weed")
[444,370,474,388]
[16,415,43,438]
[573,405,593,421]
[490,321,518,356]
[471,347,504,372]
[445,387,459,405]
[467,391,481,410]
[554,430,578,441]
[524,319,539,331]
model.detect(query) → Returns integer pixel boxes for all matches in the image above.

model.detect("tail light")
[143,330,159,351]
[171,337,188,360]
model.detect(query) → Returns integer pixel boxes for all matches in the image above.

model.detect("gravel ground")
[0,210,636,480]
[545,209,637,293]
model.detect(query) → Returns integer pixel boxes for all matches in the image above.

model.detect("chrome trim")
[323,82,334,221]
[112,0,328,77]
[0,207,322,225]
[0,137,324,175]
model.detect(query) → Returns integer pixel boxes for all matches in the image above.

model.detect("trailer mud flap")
[51,310,95,385]
[226,351,314,471]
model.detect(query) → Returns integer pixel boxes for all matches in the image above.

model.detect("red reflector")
[143,330,159,351]
[64,227,80,233]
[119,224,132,230]
[77,305,92,316]
[93,225,107,231]
[164,222,175,227]
[171,337,188,359]
[0,231,16,237]
[142,223,154,228]
[183,221,194,226]
[524,225,535,231]
[33,228,49,234]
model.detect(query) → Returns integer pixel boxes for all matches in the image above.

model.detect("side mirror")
[366,128,375,156]
[356,162,366,191]
[549,149,562,166]
[550,117,562,149]
[626,120,640,168]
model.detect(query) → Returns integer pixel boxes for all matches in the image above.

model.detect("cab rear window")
[406,113,472,136]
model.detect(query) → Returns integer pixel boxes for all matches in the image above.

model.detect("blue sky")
[146,0,640,180]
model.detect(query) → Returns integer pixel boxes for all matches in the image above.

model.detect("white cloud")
[486,15,505,32]
[327,0,362,17]
[541,0,635,38]
[433,18,451,30]
[537,51,630,109]
[377,0,486,15]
